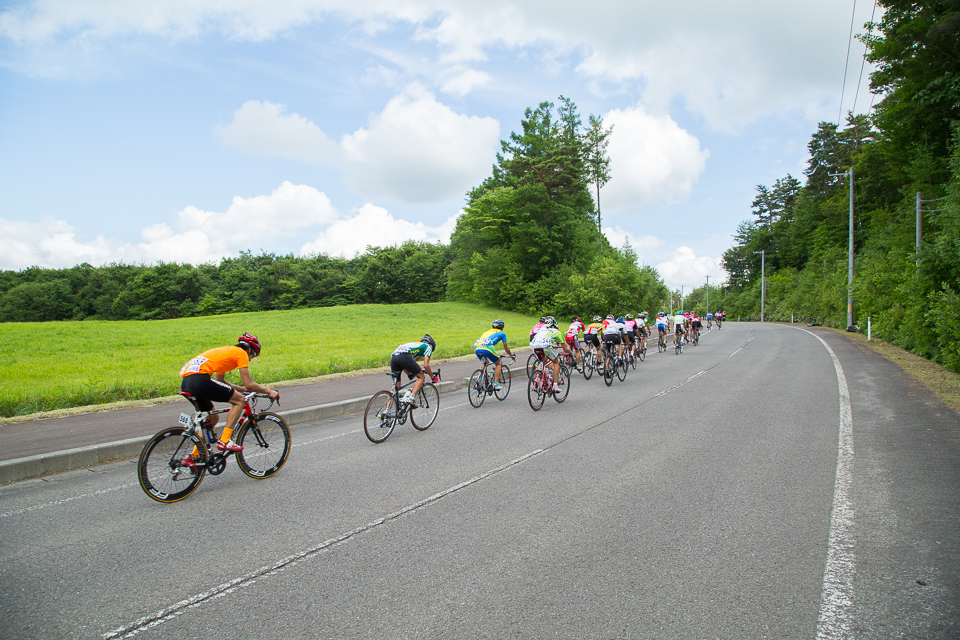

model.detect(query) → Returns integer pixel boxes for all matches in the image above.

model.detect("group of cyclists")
[178,307,728,448]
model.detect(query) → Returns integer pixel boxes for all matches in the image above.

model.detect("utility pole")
[846,167,854,332]
[680,286,684,314]
[753,249,766,321]
[705,275,710,319]
[916,191,922,251]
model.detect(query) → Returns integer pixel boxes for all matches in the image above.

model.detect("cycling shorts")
[584,333,600,347]
[657,324,666,334]
[603,334,621,346]
[565,335,580,351]
[475,348,500,363]
[180,373,234,411]
[534,346,559,362]
[675,324,684,333]
[623,332,634,344]
[390,353,421,377]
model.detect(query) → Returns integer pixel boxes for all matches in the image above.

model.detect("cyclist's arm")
[235,367,280,399]
[422,354,434,379]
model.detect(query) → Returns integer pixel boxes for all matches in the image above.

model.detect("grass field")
[2,302,538,418]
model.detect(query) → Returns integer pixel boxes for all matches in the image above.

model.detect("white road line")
[0,482,139,518]
[102,448,546,639]
[797,328,856,640]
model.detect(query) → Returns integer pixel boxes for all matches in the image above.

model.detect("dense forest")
[713,0,960,372]
[0,97,666,323]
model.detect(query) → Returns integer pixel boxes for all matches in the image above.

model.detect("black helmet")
[492,319,505,329]
[539,316,546,323]
[421,334,436,350]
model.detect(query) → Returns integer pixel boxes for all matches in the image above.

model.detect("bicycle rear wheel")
[616,358,627,381]
[137,427,206,503]
[527,370,546,411]
[639,344,646,361]
[467,369,485,408]
[412,383,439,430]
[494,365,511,401]
[364,391,397,443]
[603,356,614,387]
[582,351,595,380]
[235,412,291,479]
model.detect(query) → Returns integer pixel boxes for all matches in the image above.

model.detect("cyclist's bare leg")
[219,391,246,443]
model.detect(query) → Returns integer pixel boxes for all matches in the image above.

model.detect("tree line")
[0,243,450,322]
[718,0,960,372]
[1,97,668,323]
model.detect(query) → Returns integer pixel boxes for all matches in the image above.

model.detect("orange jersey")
[180,345,249,378]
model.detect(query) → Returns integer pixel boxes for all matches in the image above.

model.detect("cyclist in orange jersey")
[179,333,279,453]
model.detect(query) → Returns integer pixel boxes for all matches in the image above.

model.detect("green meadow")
[2,302,537,418]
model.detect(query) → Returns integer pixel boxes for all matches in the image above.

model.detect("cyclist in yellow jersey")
[583,316,604,361]
[179,333,279,454]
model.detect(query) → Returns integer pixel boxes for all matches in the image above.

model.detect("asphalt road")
[1,322,957,639]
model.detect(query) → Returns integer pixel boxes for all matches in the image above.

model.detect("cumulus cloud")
[215,88,500,204]
[602,225,663,260]
[0,182,340,269]
[300,203,456,258]
[0,183,464,270]
[601,106,710,212]
[215,100,338,164]
[338,85,500,202]
[1,0,878,128]
[655,246,727,292]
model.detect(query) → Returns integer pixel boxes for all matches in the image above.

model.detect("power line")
[851,0,878,115]
[838,0,859,125]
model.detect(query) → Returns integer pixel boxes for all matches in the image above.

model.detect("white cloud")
[215,88,500,204]
[0,182,340,269]
[602,225,663,261]
[655,246,726,292]
[300,203,456,257]
[601,106,709,212]
[215,100,338,164]
[339,85,501,202]
[1,1,877,128]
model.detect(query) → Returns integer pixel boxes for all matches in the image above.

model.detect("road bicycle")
[674,331,684,355]
[137,391,290,503]
[600,342,627,386]
[581,348,598,380]
[468,356,513,408]
[693,329,700,346]
[657,332,667,353]
[527,352,571,410]
[363,370,440,443]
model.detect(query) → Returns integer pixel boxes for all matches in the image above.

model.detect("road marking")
[653,371,706,398]
[102,448,546,639]
[0,482,139,519]
[797,328,856,640]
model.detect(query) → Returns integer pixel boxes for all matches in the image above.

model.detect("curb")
[0,377,471,485]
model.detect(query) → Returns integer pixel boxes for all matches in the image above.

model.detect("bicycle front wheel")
[235,412,291,479]
[137,427,206,503]
[494,365,511,401]
[364,391,397,443]
[527,370,546,411]
[617,358,627,381]
[582,351,594,380]
[554,368,571,403]
[526,353,539,379]
[467,369,485,408]
[603,356,614,387]
[412,383,439,430]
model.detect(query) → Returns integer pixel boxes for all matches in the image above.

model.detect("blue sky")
[0,0,879,291]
